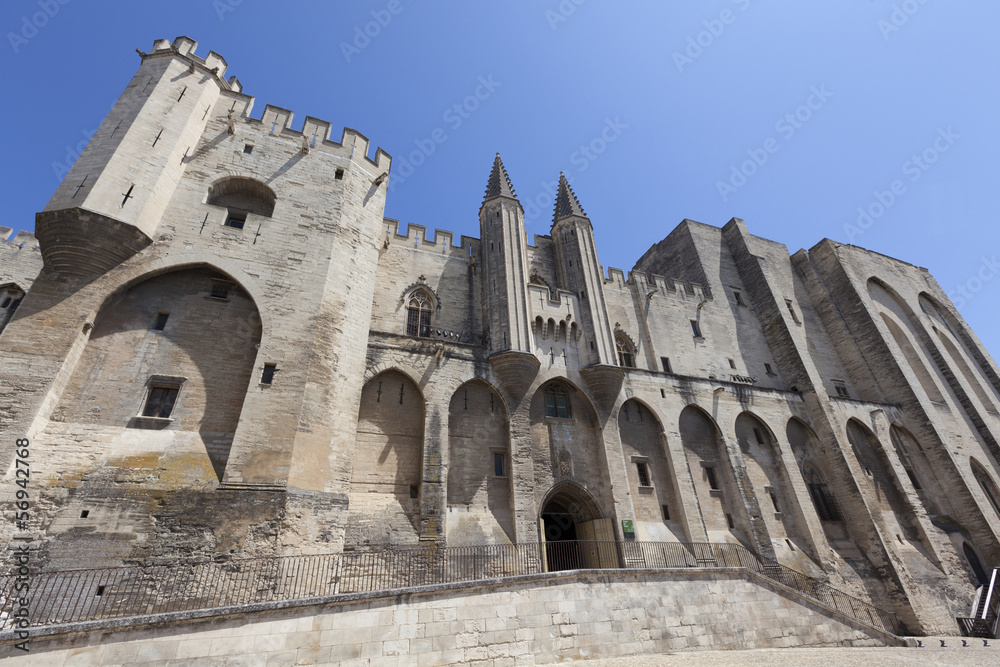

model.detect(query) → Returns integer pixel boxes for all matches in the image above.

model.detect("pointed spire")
[553,172,587,222]
[484,153,517,201]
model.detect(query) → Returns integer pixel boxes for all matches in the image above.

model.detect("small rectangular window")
[409,485,419,499]
[690,320,702,338]
[835,384,850,398]
[705,465,719,490]
[660,388,666,398]
[734,291,745,306]
[261,363,277,385]
[753,428,764,445]
[636,462,651,487]
[0,297,10,309]
[768,489,780,512]
[210,282,231,300]
[661,504,671,521]
[225,209,247,229]
[143,385,179,418]
[152,312,169,331]
[764,363,775,376]
[335,168,344,180]
[80,510,90,519]
[661,357,672,373]
[785,299,800,324]
[728,358,736,369]
[494,453,506,477]
[726,513,734,529]
[243,144,253,154]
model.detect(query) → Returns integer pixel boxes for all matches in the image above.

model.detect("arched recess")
[618,399,684,541]
[786,418,863,549]
[529,379,614,546]
[868,279,948,405]
[846,419,928,553]
[0,282,25,336]
[49,266,261,483]
[446,380,514,545]
[736,412,807,553]
[679,405,743,542]
[934,327,999,416]
[207,176,276,217]
[970,457,1000,521]
[345,369,424,549]
[920,292,1000,401]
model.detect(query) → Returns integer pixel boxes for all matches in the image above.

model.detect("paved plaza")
[541,641,996,666]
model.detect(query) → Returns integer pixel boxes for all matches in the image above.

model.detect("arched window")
[406,291,433,338]
[971,458,1000,519]
[207,176,276,217]
[544,383,571,419]
[615,333,635,368]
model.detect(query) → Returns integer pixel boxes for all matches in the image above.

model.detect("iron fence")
[0,540,900,635]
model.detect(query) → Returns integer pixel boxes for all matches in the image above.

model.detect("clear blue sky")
[2,1,998,357]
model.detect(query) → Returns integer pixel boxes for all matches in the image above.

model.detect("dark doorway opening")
[964,542,990,586]
[542,499,584,571]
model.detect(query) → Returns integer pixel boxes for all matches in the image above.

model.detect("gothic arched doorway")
[539,482,615,571]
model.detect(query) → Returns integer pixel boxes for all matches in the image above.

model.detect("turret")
[551,174,616,367]
[479,154,538,397]
[36,37,235,277]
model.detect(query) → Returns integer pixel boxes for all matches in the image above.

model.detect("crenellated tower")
[36,37,237,277]
[479,154,539,397]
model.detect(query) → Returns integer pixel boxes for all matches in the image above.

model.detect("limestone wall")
[0,570,895,666]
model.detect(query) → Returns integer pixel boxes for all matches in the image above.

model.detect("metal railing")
[958,568,999,638]
[0,541,900,635]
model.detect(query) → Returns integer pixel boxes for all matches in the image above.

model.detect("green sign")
[621,519,634,534]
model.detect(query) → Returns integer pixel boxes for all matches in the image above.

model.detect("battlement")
[145,37,390,170]
[602,266,712,300]
[214,99,391,170]
[0,228,40,251]
[147,36,241,92]
[383,218,479,256]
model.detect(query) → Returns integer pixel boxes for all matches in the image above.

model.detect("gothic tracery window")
[406,291,433,338]
[616,333,635,368]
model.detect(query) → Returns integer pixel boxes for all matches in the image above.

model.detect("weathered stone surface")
[0,36,998,645]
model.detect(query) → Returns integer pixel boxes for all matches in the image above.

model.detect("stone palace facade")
[2,37,999,636]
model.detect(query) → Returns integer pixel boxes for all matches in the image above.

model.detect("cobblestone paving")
[539,641,997,666]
